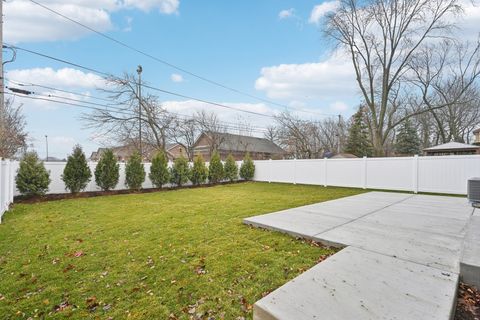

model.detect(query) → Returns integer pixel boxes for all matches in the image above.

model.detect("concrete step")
[254,247,458,320]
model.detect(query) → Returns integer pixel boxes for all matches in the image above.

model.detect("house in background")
[473,128,480,146]
[192,132,285,161]
[423,142,480,156]
[89,144,160,162]
[166,143,188,160]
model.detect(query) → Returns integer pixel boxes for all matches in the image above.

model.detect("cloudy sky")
[4,0,479,158]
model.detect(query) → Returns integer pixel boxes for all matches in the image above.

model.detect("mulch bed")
[456,282,480,320]
[14,180,247,204]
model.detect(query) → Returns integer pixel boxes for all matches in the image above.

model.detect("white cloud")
[162,100,275,130]
[309,1,339,25]
[4,1,112,43]
[6,67,106,110]
[7,67,105,89]
[123,16,134,32]
[279,8,295,19]
[170,73,184,83]
[457,0,480,41]
[255,53,356,101]
[123,0,179,13]
[329,101,349,112]
[4,0,180,43]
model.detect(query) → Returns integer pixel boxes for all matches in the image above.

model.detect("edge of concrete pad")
[243,218,316,242]
[243,218,346,248]
[460,215,480,290]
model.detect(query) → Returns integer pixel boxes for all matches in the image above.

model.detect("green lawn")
[0,182,364,319]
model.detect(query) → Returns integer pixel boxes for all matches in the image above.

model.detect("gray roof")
[424,142,479,151]
[204,132,285,154]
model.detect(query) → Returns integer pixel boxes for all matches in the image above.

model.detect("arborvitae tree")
[208,151,224,184]
[125,152,145,191]
[62,145,92,193]
[344,108,373,157]
[94,149,119,191]
[239,152,255,180]
[15,151,51,196]
[224,153,238,182]
[394,119,421,155]
[170,156,190,187]
[190,154,208,186]
[149,151,170,188]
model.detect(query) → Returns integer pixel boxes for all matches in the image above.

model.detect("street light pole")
[45,135,49,161]
[137,65,143,158]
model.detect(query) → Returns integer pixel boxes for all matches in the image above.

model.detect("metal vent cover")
[468,178,480,207]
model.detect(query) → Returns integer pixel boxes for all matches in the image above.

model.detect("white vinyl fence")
[0,159,15,222]
[11,161,241,196]
[253,155,480,195]
[0,155,478,218]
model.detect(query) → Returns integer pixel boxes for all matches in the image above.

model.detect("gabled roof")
[195,132,285,154]
[473,128,480,134]
[423,142,479,151]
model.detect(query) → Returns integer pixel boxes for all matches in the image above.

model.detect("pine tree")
[224,154,238,182]
[208,151,224,184]
[15,151,51,196]
[395,119,421,155]
[149,151,170,188]
[239,153,255,180]
[125,152,145,191]
[190,155,208,185]
[94,149,119,191]
[345,108,373,157]
[170,156,190,187]
[62,145,92,193]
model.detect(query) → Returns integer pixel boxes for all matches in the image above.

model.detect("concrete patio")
[244,191,479,320]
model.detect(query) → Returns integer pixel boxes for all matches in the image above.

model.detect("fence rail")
[252,155,480,195]
[0,159,15,222]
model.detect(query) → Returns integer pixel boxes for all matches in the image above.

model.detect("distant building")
[165,143,188,160]
[423,142,480,156]
[473,128,480,146]
[90,144,160,162]
[192,132,285,161]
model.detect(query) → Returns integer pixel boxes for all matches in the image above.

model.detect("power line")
[6,44,278,119]
[5,77,271,131]
[7,78,113,103]
[26,0,337,118]
[5,90,270,134]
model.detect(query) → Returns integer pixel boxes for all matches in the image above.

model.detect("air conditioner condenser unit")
[468,178,480,208]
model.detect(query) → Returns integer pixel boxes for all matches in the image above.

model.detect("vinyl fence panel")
[0,159,15,223]
[253,155,480,195]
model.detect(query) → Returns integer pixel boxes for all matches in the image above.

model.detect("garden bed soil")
[456,282,480,320]
[14,180,247,204]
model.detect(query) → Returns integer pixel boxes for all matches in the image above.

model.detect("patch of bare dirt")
[456,282,480,320]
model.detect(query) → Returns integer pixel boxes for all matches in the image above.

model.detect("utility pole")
[137,65,143,158]
[45,135,49,161]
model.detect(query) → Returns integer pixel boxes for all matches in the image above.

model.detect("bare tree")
[0,98,27,158]
[324,0,462,155]
[168,116,200,161]
[271,113,347,159]
[194,110,227,154]
[264,125,279,144]
[408,40,480,143]
[82,74,174,157]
